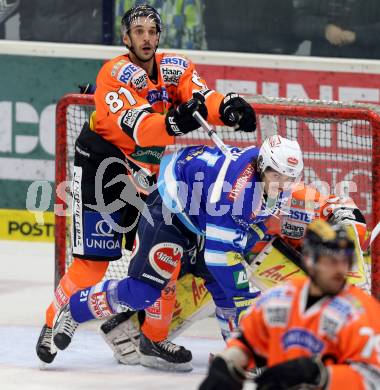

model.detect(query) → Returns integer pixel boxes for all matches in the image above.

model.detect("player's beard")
[310,268,346,296]
[129,44,156,63]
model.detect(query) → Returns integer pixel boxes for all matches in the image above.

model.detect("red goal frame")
[55,93,380,299]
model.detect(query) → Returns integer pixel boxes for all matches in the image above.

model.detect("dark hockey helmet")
[121,4,162,36]
[303,220,355,265]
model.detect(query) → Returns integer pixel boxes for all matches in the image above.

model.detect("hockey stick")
[362,220,380,251]
[192,110,233,203]
[243,237,305,292]
[370,221,380,245]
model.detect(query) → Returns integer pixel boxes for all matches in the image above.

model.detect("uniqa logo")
[92,220,114,237]
[86,239,120,250]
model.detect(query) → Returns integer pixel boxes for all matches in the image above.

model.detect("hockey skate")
[52,304,78,350]
[36,325,57,364]
[139,333,193,372]
[100,311,141,365]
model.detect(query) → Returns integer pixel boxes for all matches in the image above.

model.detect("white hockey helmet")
[258,135,303,179]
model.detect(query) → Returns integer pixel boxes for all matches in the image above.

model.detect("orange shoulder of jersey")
[326,284,380,389]
[94,54,171,156]
[93,52,224,158]
[158,52,224,125]
[228,278,380,388]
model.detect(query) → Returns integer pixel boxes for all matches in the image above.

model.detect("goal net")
[55,94,380,298]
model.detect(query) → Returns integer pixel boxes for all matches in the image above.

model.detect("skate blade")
[140,355,193,372]
[117,354,141,365]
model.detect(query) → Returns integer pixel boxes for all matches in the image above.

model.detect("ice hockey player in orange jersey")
[104,182,368,371]
[199,220,380,390]
[35,4,256,369]
[254,182,367,253]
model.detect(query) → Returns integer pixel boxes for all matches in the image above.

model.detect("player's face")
[262,169,295,197]
[310,253,351,295]
[124,19,159,62]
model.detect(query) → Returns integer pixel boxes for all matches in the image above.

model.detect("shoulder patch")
[161,66,185,86]
[160,55,190,68]
[111,59,128,77]
[281,220,306,240]
[131,69,148,91]
[117,62,141,84]
[256,284,294,308]
[160,54,190,86]
[258,284,293,327]
[319,294,364,340]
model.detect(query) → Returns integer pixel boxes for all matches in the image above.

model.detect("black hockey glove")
[219,93,256,132]
[165,95,208,136]
[255,357,328,390]
[199,356,245,390]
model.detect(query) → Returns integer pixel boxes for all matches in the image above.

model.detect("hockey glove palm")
[165,95,208,136]
[255,357,328,390]
[219,93,256,132]
[199,356,245,390]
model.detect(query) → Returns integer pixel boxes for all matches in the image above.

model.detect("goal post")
[55,93,380,299]
[55,94,95,284]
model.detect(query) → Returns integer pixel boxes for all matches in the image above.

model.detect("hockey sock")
[69,277,162,323]
[205,280,237,340]
[141,262,181,342]
[45,258,109,327]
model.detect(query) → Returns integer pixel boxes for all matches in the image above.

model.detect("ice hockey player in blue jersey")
[52,134,304,365]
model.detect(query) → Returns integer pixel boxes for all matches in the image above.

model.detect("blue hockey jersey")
[158,145,289,304]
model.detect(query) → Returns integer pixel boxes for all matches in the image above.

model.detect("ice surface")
[0,324,223,390]
[0,240,250,390]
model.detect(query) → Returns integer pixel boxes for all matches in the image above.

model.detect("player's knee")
[118,277,162,310]
[205,280,232,306]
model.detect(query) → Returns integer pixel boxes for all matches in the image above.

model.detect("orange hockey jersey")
[252,183,367,253]
[229,277,380,389]
[94,52,224,177]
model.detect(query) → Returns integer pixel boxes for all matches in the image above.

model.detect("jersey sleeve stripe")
[136,103,152,110]
[207,224,241,241]
[118,108,150,144]
[350,362,380,388]
[132,112,149,145]
[157,153,203,236]
[206,239,238,253]
[204,248,228,266]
